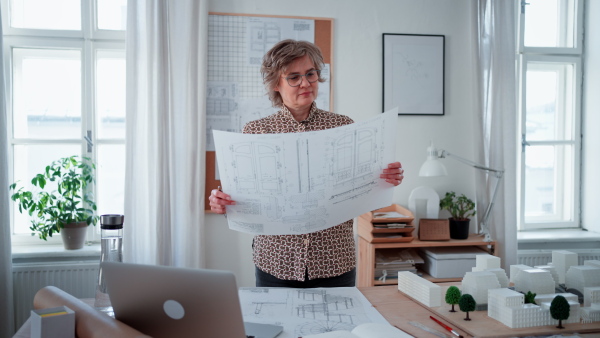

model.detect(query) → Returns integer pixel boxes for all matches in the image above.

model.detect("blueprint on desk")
[238,287,388,338]
[213,108,398,235]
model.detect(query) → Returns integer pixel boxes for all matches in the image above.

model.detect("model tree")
[524,291,537,304]
[458,294,476,321]
[445,286,461,312]
[550,295,570,329]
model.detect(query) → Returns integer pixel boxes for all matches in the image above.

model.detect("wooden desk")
[359,285,600,338]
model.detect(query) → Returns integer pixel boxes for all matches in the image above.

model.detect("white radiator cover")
[12,262,99,330]
[518,249,600,267]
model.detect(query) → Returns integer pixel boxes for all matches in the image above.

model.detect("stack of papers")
[374,249,424,280]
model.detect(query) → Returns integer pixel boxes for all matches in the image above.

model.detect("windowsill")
[517,229,600,250]
[12,242,101,264]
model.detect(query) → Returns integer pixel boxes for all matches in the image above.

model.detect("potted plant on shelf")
[439,191,476,240]
[9,155,99,249]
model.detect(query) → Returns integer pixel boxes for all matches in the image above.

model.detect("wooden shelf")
[357,205,496,287]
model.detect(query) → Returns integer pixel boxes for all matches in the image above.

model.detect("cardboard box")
[420,246,489,278]
[31,306,75,338]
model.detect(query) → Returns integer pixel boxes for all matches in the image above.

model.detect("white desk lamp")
[419,142,504,242]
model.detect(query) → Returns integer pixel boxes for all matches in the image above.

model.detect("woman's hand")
[209,188,236,214]
[380,162,404,186]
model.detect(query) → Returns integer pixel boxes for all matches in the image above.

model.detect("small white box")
[420,246,489,278]
[31,306,75,338]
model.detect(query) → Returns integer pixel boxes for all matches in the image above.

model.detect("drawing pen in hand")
[430,316,463,338]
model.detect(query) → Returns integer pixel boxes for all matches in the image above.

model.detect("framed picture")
[383,33,445,116]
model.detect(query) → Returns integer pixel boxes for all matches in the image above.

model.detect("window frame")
[517,0,584,231]
[3,0,126,245]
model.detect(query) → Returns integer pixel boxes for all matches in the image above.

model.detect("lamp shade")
[418,144,448,177]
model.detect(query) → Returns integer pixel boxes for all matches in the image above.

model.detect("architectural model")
[534,265,559,287]
[565,265,600,295]
[397,271,441,307]
[512,268,555,295]
[394,250,600,329]
[552,250,578,284]
[487,288,581,328]
[461,271,500,306]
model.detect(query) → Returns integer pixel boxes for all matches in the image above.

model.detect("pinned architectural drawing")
[214,108,397,235]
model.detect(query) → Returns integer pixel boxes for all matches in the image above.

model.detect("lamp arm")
[481,171,504,232]
[439,150,504,178]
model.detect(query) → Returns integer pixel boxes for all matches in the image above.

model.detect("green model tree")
[550,295,570,329]
[445,286,461,312]
[458,294,476,321]
[524,291,537,304]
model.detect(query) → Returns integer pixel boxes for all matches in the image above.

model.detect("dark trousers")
[255,266,356,288]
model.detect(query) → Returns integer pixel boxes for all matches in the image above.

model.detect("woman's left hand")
[380,162,404,186]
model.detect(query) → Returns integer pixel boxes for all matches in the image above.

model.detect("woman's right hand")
[209,188,236,214]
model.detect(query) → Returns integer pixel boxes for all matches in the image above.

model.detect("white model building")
[552,250,578,284]
[488,288,581,329]
[513,268,555,295]
[565,265,600,294]
[584,286,600,307]
[397,271,441,307]
[473,254,501,270]
[534,265,559,287]
[584,260,600,269]
[461,271,501,305]
[509,264,532,284]
[581,287,600,323]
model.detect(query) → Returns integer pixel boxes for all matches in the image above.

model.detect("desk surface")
[359,285,600,338]
[15,286,600,338]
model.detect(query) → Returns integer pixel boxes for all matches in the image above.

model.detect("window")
[517,0,583,230]
[3,0,127,244]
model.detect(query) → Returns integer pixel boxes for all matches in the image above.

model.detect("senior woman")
[209,39,404,288]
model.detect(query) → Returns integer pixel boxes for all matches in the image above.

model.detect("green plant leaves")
[440,191,476,220]
[8,155,99,241]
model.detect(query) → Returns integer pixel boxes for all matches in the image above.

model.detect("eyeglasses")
[283,69,320,87]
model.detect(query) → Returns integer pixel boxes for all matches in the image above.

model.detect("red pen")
[430,316,463,338]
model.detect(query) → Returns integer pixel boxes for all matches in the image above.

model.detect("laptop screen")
[102,262,247,338]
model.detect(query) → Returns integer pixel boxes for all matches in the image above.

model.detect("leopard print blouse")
[242,103,356,281]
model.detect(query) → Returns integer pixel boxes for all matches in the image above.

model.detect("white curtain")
[124,0,208,268]
[0,6,15,336]
[472,0,518,269]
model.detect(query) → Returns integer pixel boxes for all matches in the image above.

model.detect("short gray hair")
[261,39,326,108]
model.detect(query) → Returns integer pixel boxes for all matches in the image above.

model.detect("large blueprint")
[213,108,397,235]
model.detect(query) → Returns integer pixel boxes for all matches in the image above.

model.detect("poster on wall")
[383,33,445,116]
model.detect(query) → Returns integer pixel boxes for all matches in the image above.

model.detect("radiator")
[12,262,99,330]
[518,249,600,267]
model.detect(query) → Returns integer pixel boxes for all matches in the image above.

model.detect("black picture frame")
[382,33,445,116]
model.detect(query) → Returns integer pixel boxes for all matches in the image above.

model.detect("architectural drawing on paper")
[214,109,396,235]
[249,23,281,59]
[238,287,387,337]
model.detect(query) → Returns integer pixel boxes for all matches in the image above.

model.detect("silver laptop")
[101,261,282,338]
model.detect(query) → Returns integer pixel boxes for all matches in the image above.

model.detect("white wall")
[204,0,478,287]
[582,0,600,233]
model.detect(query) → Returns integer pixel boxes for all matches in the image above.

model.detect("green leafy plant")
[524,291,537,304]
[458,294,476,321]
[445,286,462,312]
[439,191,476,221]
[550,295,570,329]
[9,155,99,240]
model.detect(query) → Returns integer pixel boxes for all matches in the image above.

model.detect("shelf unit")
[357,206,496,287]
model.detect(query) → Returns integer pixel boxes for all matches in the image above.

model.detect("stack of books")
[374,248,424,282]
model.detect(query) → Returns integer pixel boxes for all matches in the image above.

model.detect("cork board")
[205,13,334,210]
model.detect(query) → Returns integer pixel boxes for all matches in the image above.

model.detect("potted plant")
[439,191,476,240]
[9,155,99,249]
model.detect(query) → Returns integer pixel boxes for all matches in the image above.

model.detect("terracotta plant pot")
[60,222,88,250]
[449,218,470,240]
